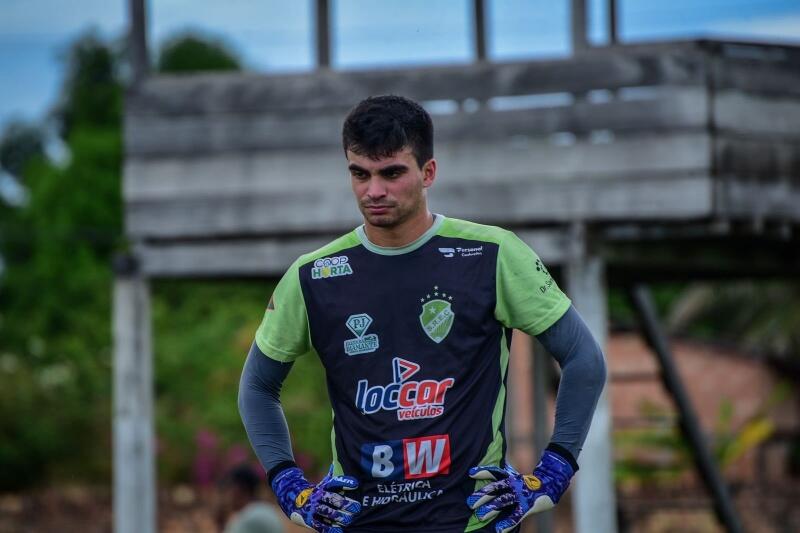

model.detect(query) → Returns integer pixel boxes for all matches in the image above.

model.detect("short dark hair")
[222,464,260,497]
[342,95,433,168]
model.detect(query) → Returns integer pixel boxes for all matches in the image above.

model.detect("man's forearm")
[535,305,607,462]
[238,342,296,476]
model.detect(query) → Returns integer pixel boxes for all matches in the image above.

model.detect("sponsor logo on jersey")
[361,434,451,480]
[344,313,379,356]
[535,258,554,293]
[438,246,483,258]
[419,286,454,343]
[311,256,353,280]
[355,357,454,421]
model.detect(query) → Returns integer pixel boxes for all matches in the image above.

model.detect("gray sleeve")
[238,342,296,473]
[535,305,607,462]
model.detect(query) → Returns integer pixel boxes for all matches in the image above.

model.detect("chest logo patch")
[344,313,380,356]
[311,256,353,280]
[419,286,454,344]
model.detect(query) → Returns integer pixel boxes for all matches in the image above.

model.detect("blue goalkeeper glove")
[271,465,361,532]
[466,448,576,533]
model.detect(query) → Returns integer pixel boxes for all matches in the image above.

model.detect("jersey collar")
[356,214,445,256]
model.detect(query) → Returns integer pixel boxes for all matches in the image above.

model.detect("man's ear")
[422,158,437,188]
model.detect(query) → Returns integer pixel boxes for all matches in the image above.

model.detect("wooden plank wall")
[710,41,800,220]
[124,41,719,245]
[123,39,800,276]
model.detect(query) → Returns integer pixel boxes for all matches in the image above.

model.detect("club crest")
[419,286,454,343]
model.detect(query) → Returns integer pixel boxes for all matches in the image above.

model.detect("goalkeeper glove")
[271,464,361,532]
[466,447,576,533]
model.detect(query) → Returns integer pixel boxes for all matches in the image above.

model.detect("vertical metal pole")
[608,0,618,45]
[533,340,554,533]
[113,255,155,533]
[129,0,149,84]
[565,224,617,533]
[628,285,744,533]
[316,0,331,68]
[571,0,589,53]
[473,0,487,62]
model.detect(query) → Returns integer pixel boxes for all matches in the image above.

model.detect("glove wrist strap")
[268,460,299,486]
[545,443,579,472]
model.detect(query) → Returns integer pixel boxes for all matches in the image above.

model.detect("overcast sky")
[1,0,799,132]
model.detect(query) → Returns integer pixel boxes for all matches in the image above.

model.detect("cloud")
[710,13,800,43]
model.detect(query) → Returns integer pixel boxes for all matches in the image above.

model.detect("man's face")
[347,147,436,228]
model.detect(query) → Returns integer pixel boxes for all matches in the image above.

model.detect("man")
[239,95,606,532]
[218,464,284,533]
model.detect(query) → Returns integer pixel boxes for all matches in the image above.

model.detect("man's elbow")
[589,342,608,392]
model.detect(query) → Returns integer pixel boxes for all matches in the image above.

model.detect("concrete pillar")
[565,225,617,533]
[113,255,156,533]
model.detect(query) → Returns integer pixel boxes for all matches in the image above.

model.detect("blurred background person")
[218,464,284,533]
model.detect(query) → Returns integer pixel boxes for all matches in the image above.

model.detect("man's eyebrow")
[348,163,368,173]
[378,164,408,175]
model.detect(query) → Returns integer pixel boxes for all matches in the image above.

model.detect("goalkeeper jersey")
[255,215,570,532]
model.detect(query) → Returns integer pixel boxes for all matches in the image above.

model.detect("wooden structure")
[116,1,800,532]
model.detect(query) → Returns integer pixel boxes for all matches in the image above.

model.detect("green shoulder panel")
[438,217,570,334]
[255,230,361,362]
[436,217,507,244]
[495,230,571,336]
[297,230,362,268]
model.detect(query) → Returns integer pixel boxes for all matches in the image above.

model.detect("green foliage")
[0,121,45,180]
[0,124,122,488]
[56,33,122,138]
[615,384,790,488]
[0,29,304,490]
[157,33,242,74]
[669,282,800,360]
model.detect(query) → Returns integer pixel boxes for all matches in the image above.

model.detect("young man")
[239,95,606,533]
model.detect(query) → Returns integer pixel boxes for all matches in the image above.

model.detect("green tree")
[157,33,242,73]
[0,30,268,491]
[0,121,45,181]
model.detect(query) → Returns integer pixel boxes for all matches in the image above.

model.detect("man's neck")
[364,210,435,248]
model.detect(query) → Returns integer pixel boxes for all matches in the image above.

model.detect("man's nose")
[365,176,387,198]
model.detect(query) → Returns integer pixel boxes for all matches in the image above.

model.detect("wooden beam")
[715,137,800,186]
[124,174,714,240]
[125,88,708,157]
[136,228,569,278]
[125,48,706,116]
[128,0,149,84]
[315,0,331,68]
[473,0,487,62]
[124,132,712,200]
[571,0,589,53]
[113,256,155,533]
[628,286,744,533]
[714,91,800,140]
[608,0,618,45]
